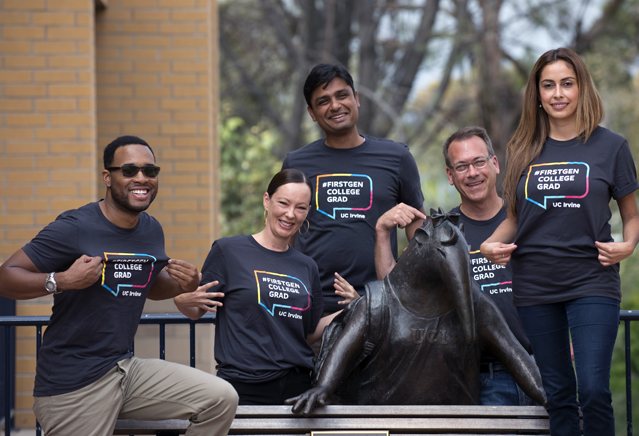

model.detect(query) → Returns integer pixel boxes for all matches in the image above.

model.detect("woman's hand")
[480,209,518,265]
[480,242,517,265]
[595,241,635,266]
[334,272,360,305]
[598,192,639,267]
[173,278,223,319]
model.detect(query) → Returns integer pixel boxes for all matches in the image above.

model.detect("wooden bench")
[114,405,550,435]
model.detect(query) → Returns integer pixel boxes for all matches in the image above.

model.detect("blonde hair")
[503,48,604,215]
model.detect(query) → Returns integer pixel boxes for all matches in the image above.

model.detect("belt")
[479,362,507,373]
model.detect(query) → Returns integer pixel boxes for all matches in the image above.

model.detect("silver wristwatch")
[45,272,59,294]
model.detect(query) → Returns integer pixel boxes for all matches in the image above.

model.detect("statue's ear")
[459,222,465,235]
[414,225,427,243]
[416,215,433,240]
[422,216,434,238]
[429,207,437,216]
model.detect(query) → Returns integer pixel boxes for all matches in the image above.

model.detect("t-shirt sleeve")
[398,147,424,209]
[612,141,639,200]
[200,241,228,295]
[308,262,323,333]
[281,154,290,170]
[22,214,79,273]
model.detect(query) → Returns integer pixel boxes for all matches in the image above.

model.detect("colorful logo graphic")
[480,281,512,292]
[315,174,373,219]
[524,162,589,209]
[254,271,310,316]
[101,252,157,297]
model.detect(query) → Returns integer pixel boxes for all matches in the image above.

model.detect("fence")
[1,311,637,436]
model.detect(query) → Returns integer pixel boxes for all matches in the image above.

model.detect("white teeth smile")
[132,190,147,195]
[279,220,292,228]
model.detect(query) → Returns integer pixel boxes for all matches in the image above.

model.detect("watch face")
[46,276,56,292]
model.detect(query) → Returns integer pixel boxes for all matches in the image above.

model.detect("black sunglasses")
[107,165,161,178]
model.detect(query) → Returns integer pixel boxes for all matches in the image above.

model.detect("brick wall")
[0,0,97,263]
[95,0,220,266]
[0,0,220,428]
[0,0,97,427]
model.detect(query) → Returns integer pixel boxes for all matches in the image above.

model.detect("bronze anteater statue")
[287,209,547,414]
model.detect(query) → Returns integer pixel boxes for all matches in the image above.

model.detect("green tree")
[219,117,282,237]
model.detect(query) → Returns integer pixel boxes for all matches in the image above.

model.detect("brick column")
[0,0,97,428]
[96,0,220,267]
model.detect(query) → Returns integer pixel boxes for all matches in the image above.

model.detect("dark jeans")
[225,367,312,405]
[479,366,536,406]
[518,297,619,436]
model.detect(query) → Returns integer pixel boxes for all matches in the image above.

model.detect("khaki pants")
[33,357,238,436]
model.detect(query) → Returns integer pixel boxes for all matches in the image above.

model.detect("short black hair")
[442,126,494,167]
[303,63,356,108]
[103,135,154,168]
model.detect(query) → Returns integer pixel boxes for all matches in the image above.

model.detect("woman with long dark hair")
[481,48,639,435]
[174,169,357,405]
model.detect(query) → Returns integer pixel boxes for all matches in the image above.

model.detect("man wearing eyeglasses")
[375,126,534,406]
[0,136,238,435]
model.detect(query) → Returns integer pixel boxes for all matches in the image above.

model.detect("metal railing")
[0,313,216,436]
[1,311,637,436]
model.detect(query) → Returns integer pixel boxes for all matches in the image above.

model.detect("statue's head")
[415,208,463,246]
[403,208,475,343]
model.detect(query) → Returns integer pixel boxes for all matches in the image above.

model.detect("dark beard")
[110,187,157,213]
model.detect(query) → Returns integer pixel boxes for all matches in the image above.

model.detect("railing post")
[4,326,10,436]
[36,326,42,436]
[159,324,166,360]
[625,318,633,436]
[190,323,196,368]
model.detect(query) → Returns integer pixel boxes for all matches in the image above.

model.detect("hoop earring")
[299,219,310,236]
[263,210,268,225]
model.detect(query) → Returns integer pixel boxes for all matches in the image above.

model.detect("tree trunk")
[476,0,518,191]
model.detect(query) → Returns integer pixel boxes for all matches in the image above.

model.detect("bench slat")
[114,405,551,435]
[231,417,550,431]
[234,405,549,418]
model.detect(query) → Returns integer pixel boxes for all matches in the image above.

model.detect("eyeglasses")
[451,155,493,174]
[107,165,161,178]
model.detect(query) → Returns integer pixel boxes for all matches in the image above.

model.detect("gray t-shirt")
[449,205,532,357]
[23,201,168,396]
[512,126,639,306]
[202,235,323,383]
[282,135,424,311]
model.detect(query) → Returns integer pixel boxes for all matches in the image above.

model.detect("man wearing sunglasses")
[0,136,238,435]
[375,126,535,406]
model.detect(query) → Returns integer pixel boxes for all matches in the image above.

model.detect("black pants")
[225,367,312,405]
